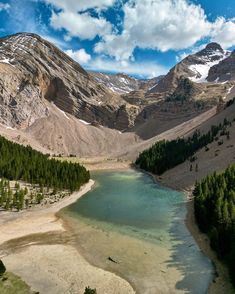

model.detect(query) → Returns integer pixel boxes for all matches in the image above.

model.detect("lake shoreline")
[0,162,232,293]
[137,166,234,294]
[0,179,135,294]
[60,168,214,293]
[184,190,234,294]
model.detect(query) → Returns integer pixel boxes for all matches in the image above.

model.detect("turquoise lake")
[62,169,213,294]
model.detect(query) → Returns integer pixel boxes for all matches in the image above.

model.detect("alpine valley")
[0,31,235,294]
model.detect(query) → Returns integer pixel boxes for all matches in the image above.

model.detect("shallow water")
[62,169,213,294]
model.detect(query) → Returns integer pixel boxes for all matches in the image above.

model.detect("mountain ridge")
[0,32,234,157]
[90,71,164,94]
[149,42,231,94]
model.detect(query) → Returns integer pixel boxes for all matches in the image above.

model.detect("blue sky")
[0,0,235,78]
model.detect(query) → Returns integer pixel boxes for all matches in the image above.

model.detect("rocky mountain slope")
[90,72,164,94]
[90,72,140,94]
[0,100,140,157]
[207,50,235,82]
[160,101,235,190]
[140,43,234,110]
[119,43,235,139]
[0,33,139,130]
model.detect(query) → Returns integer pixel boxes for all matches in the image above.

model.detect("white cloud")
[44,0,115,12]
[37,0,235,77]
[50,10,112,40]
[95,0,212,61]
[43,0,114,41]
[211,17,235,49]
[95,0,235,61]
[65,49,91,64]
[84,57,168,78]
[0,3,10,11]
[95,32,134,61]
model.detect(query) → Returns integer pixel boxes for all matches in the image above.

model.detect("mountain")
[0,32,143,156]
[0,33,234,157]
[0,32,139,130]
[82,43,235,140]
[149,42,231,94]
[90,72,140,94]
[90,72,164,94]
[118,43,235,139]
[187,43,230,83]
[139,76,165,91]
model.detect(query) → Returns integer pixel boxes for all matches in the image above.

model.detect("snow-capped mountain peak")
[188,43,231,83]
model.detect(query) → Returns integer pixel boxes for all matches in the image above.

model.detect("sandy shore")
[0,180,95,244]
[0,179,135,294]
[55,156,132,171]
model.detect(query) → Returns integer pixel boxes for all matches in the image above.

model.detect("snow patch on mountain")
[0,57,11,64]
[79,119,91,125]
[189,50,230,83]
[227,85,234,95]
[148,83,158,91]
[51,102,70,120]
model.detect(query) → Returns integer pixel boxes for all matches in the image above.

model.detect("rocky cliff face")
[0,33,138,130]
[0,61,49,128]
[207,50,235,82]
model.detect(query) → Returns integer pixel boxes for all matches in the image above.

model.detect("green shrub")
[84,286,97,294]
[0,260,6,275]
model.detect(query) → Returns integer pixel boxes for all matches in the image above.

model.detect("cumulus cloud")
[95,32,134,61]
[51,10,112,40]
[211,17,235,49]
[44,0,115,12]
[65,49,91,64]
[95,0,212,60]
[44,0,114,40]
[39,0,235,76]
[0,3,10,11]
[95,0,235,61]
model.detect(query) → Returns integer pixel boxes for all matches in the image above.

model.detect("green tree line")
[136,118,231,175]
[194,165,235,286]
[0,136,90,192]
